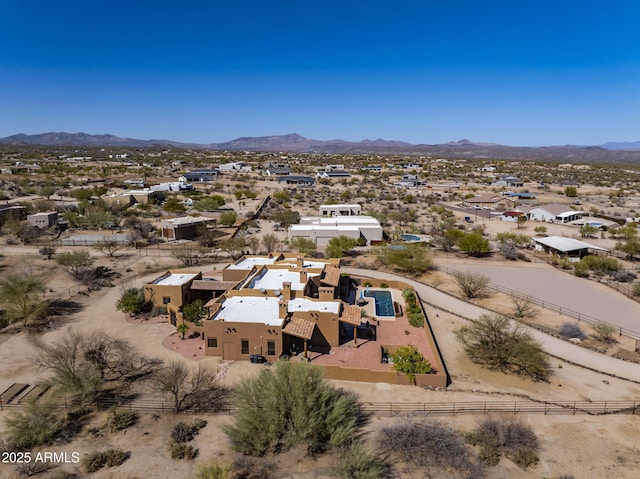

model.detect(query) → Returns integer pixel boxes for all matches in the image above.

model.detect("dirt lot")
[1,250,640,478]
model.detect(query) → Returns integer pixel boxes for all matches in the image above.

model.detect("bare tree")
[221,237,246,260]
[247,235,261,255]
[35,330,159,402]
[95,239,125,257]
[171,245,205,267]
[153,361,227,413]
[453,271,490,299]
[261,233,279,254]
[510,294,537,319]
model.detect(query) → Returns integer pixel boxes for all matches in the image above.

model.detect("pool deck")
[307,289,440,373]
[359,288,400,321]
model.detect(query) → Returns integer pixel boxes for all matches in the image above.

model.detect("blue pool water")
[401,234,421,242]
[364,290,395,317]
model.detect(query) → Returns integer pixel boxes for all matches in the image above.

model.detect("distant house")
[319,204,361,217]
[316,171,351,179]
[219,161,251,172]
[27,212,58,229]
[560,178,580,187]
[161,216,217,241]
[182,169,221,182]
[264,166,291,176]
[527,204,582,224]
[491,175,524,188]
[150,181,193,192]
[500,210,527,222]
[314,164,345,173]
[277,175,315,186]
[502,191,537,200]
[123,179,145,188]
[463,194,515,210]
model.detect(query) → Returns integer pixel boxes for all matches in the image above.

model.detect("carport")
[532,236,609,259]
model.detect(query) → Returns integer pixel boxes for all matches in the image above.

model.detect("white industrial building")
[289,215,383,246]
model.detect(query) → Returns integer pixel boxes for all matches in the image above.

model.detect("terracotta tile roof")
[340,305,362,326]
[282,317,315,340]
[321,265,340,287]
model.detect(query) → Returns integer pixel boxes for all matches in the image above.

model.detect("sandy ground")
[2,250,640,478]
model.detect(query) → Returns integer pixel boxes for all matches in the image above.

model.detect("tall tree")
[55,250,95,281]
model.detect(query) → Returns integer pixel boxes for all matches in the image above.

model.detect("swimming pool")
[364,290,395,318]
[401,234,422,242]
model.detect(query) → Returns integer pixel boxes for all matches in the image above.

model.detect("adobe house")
[144,271,202,325]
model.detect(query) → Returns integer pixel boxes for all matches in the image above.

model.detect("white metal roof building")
[211,296,283,326]
[532,236,608,258]
[289,215,383,246]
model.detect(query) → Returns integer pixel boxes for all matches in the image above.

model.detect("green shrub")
[389,345,432,384]
[3,400,64,448]
[190,460,231,479]
[231,456,276,479]
[105,407,137,432]
[169,441,198,460]
[222,361,362,456]
[333,442,392,479]
[83,448,129,473]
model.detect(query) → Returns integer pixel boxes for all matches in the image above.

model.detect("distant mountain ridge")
[2,132,640,162]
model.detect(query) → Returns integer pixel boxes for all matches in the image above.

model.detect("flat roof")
[288,298,340,314]
[152,272,199,286]
[319,204,361,209]
[162,216,215,226]
[290,225,361,232]
[247,269,317,291]
[533,236,608,252]
[227,257,278,270]
[211,296,283,326]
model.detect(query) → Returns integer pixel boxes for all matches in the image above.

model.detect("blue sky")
[1,0,638,146]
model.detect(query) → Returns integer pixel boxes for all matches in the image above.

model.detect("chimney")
[278,300,288,319]
[299,270,308,284]
[319,286,334,301]
[282,282,292,300]
[297,257,304,268]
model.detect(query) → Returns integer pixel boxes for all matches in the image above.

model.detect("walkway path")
[344,268,640,383]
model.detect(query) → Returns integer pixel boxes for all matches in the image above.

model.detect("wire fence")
[2,396,638,417]
[435,264,640,342]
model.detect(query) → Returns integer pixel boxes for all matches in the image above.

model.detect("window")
[241,340,249,355]
[267,341,276,356]
[207,338,218,348]
[162,296,171,305]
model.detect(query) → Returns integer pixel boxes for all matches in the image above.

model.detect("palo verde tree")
[222,361,362,456]
[0,274,48,327]
[55,249,95,281]
[116,286,146,316]
[390,345,432,384]
[456,314,551,381]
[326,235,358,258]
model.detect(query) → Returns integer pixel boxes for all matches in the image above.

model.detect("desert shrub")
[592,322,617,343]
[467,416,538,469]
[83,448,129,472]
[633,282,640,297]
[151,305,167,316]
[402,288,424,327]
[222,361,363,456]
[231,456,276,479]
[558,322,586,340]
[171,421,204,443]
[379,420,485,478]
[3,400,64,448]
[169,441,198,460]
[612,270,636,282]
[333,441,392,479]
[105,407,137,432]
[456,314,551,381]
[191,460,231,479]
[453,271,489,299]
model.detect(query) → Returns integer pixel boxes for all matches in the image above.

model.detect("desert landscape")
[1,143,640,479]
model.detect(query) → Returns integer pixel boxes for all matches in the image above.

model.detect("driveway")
[439,261,640,335]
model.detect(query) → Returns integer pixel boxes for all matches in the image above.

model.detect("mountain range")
[2,132,640,162]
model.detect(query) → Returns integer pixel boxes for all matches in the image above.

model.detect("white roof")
[533,236,608,253]
[298,215,381,226]
[212,296,283,326]
[227,257,278,270]
[153,273,198,286]
[319,204,361,209]
[162,216,214,226]
[290,225,360,232]
[288,298,340,314]
[247,269,318,291]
